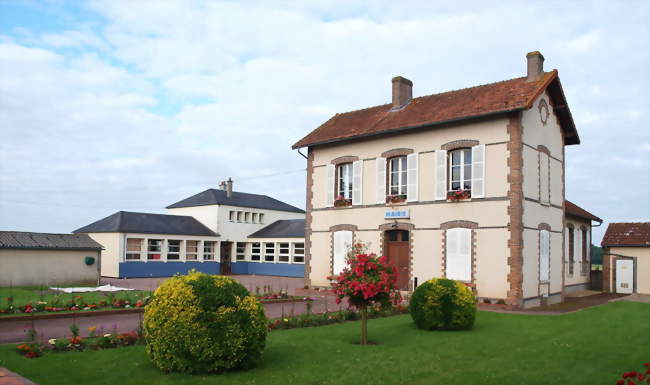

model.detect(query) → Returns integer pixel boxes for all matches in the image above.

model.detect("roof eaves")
[291,107,525,150]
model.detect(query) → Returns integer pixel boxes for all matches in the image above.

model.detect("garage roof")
[248,219,305,238]
[0,231,103,250]
[601,223,650,247]
[73,211,219,237]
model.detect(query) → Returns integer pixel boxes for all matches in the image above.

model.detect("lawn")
[0,285,151,314]
[0,301,647,385]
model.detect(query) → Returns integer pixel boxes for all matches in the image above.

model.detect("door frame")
[615,257,635,294]
[220,241,232,275]
[379,222,414,291]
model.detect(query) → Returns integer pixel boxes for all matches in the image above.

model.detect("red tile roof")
[565,200,602,223]
[602,223,650,247]
[293,70,579,149]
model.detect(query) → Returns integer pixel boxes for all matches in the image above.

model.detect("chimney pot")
[526,51,545,82]
[391,76,413,109]
[226,177,233,198]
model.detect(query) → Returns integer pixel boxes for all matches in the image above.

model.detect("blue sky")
[0,0,649,243]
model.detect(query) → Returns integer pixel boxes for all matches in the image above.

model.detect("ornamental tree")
[331,243,400,345]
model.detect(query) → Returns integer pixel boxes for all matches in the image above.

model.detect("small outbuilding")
[602,222,650,294]
[0,231,102,286]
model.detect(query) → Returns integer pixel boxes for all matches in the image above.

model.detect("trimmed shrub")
[409,278,476,330]
[144,271,267,373]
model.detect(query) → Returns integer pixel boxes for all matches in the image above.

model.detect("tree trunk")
[360,306,368,345]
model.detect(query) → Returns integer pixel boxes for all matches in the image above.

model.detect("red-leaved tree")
[331,243,400,345]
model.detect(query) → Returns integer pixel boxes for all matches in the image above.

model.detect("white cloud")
[1,0,649,243]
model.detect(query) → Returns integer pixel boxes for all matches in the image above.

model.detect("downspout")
[296,148,308,159]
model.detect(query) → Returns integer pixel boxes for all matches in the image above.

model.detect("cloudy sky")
[0,0,648,242]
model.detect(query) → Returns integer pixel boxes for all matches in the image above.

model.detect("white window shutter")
[406,153,418,202]
[333,230,352,275]
[540,230,550,281]
[435,150,447,200]
[326,164,335,207]
[375,157,386,204]
[352,160,363,206]
[586,230,590,261]
[471,145,485,198]
[564,228,569,262]
[446,228,471,281]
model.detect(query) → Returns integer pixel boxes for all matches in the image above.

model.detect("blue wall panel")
[231,262,304,278]
[119,262,304,278]
[119,262,221,278]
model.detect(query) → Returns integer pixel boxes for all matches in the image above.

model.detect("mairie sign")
[384,209,410,219]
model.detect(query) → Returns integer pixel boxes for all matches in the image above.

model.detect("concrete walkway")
[0,367,36,385]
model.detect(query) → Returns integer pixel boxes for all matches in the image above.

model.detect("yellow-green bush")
[143,271,267,373]
[409,278,476,330]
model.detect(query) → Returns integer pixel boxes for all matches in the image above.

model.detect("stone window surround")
[537,223,552,295]
[440,139,479,151]
[440,220,478,289]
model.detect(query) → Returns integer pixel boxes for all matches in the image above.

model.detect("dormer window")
[389,156,407,196]
[449,149,472,191]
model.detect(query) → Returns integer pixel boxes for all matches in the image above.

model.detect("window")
[244,212,250,223]
[259,213,265,224]
[251,242,261,261]
[186,240,198,260]
[388,156,407,196]
[264,242,275,262]
[337,163,353,200]
[539,230,550,281]
[568,227,575,275]
[236,242,247,261]
[229,211,235,222]
[237,211,242,222]
[445,228,472,281]
[449,149,472,191]
[252,213,258,223]
[147,239,162,260]
[278,243,290,263]
[167,240,181,260]
[292,242,305,263]
[203,241,215,260]
[126,238,142,260]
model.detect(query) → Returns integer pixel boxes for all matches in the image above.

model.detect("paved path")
[0,367,35,385]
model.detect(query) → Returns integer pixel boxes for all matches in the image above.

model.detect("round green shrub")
[409,278,476,330]
[143,271,267,373]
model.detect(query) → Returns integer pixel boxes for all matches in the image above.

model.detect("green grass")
[0,285,151,311]
[1,301,648,385]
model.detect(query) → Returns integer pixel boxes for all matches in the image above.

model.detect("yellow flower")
[283,318,289,322]
[88,326,97,332]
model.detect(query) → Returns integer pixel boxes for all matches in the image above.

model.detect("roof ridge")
[330,73,549,119]
[0,230,89,236]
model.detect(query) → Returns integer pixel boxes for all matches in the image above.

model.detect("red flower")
[619,380,627,385]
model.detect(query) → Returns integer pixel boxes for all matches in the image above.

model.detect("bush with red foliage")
[615,363,650,384]
[331,245,400,345]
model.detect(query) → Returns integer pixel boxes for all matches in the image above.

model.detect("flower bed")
[267,303,408,331]
[447,190,471,201]
[16,325,142,359]
[1,294,150,316]
[334,196,352,207]
[386,194,406,204]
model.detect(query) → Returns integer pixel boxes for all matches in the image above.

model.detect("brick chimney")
[526,51,544,82]
[391,76,412,109]
[226,177,233,198]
